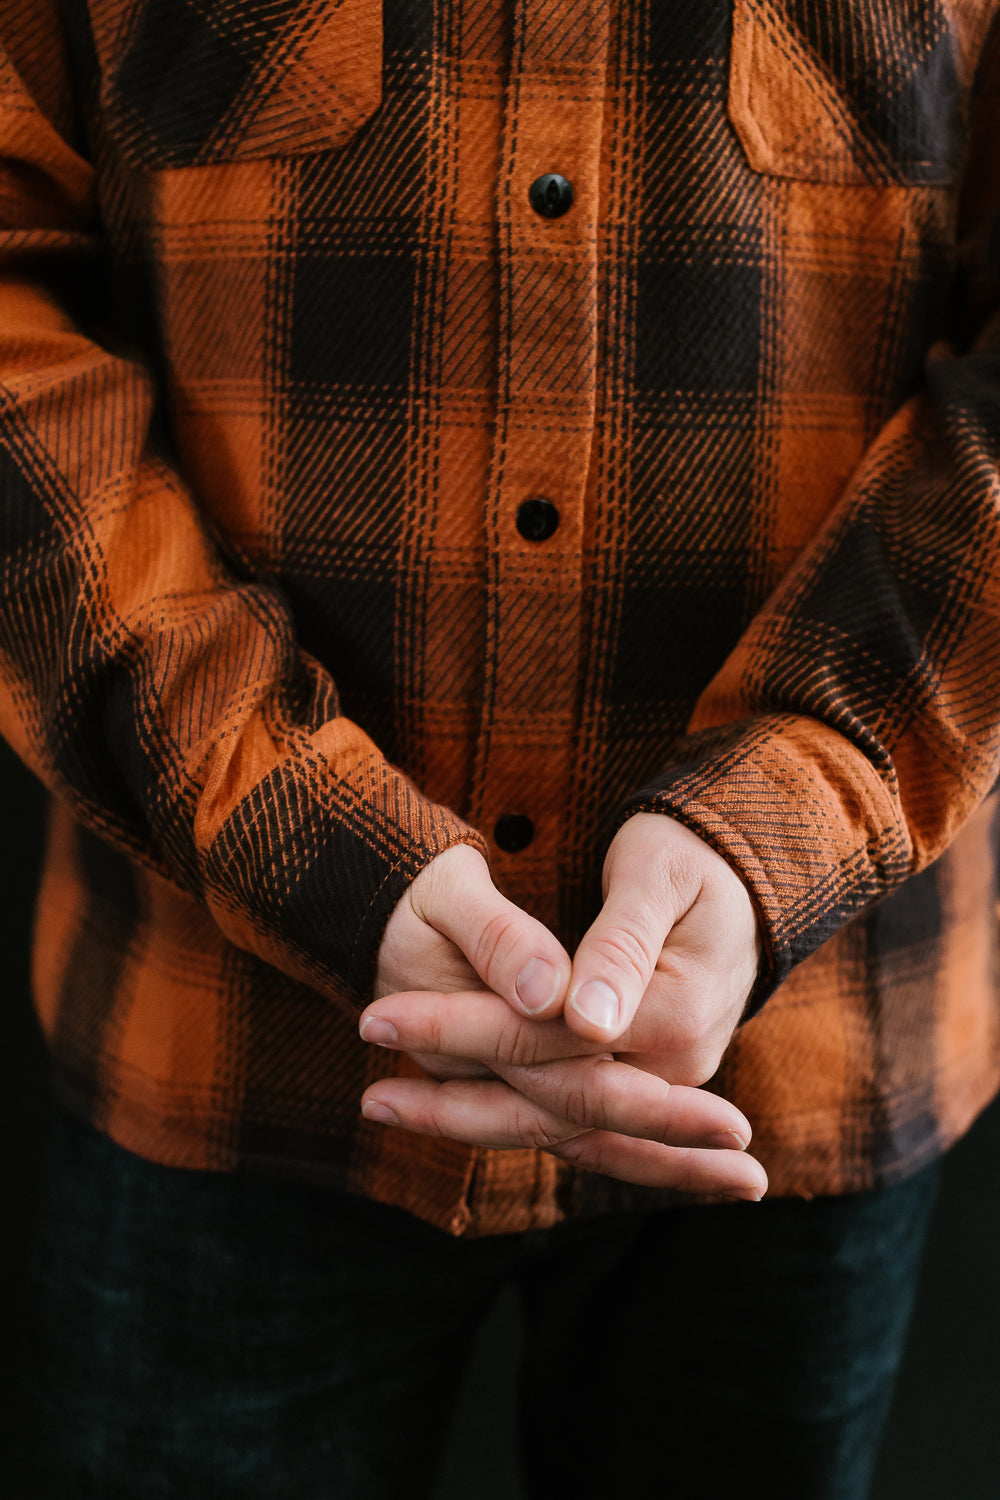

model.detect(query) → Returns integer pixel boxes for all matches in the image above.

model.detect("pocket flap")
[728,0,975,185]
[92,0,383,168]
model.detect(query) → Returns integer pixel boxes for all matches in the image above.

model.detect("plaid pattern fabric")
[2,0,1000,1235]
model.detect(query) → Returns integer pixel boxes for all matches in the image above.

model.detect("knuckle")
[420,1007,449,1055]
[550,1133,591,1165]
[410,1097,450,1139]
[614,837,696,908]
[495,1008,542,1067]
[543,1056,618,1132]
[589,926,654,987]
[664,1058,715,1088]
[663,1013,703,1058]
[551,1131,609,1173]
[406,848,456,918]
[471,909,525,986]
[648,984,712,1058]
[644,854,688,913]
[426,842,486,894]
[558,1080,596,1129]
[513,1098,569,1151]
[656,946,710,999]
[662,1040,723,1087]
[505,1020,546,1068]
[412,1054,487,1082]
[669,1147,704,1194]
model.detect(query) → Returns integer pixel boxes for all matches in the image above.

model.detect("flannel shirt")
[3,0,1000,1236]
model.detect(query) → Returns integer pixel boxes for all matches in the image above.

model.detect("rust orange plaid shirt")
[3,0,1000,1235]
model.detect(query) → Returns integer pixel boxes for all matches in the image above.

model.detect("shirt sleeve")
[0,6,486,1010]
[618,27,1000,1008]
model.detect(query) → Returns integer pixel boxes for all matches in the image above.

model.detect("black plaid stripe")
[599,0,766,815]
[111,0,289,159]
[0,407,194,863]
[104,0,304,164]
[231,947,374,1178]
[276,1,437,756]
[96,0,385,167]
[204,747,477,1000]
[782,0,964,180]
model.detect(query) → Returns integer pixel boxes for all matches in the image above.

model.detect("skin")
[359,813,768,1202]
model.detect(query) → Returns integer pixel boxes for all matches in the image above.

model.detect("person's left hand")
[559,812,761,1086]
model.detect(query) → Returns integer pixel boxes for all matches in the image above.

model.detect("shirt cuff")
[615,712,911,1014]
[202,749,488,1010]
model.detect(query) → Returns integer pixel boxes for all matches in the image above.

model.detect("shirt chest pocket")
[727,0,986,185]
[90,0,383,167]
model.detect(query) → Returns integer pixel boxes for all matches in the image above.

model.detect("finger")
[494,1054,753,1149]
[360,995,752,1142]
[359,989,607,1068]
[359,1078,766,1197]
[362,1074,589,1151]
[360,989,728,1094]
[409,846,572,1018]
[361,1050,753,1150]
[549,1133,767,1199]
[407,1051,495,1082]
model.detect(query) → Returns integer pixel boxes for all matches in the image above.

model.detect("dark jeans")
[23,1110,939,1500]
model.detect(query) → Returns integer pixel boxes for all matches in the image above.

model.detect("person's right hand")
[374,842,573,1079]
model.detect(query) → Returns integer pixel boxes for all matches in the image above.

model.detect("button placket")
[469,2,610,909]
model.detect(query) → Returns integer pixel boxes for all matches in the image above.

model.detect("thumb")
[564,879,678,1043]
[409,844,572,1018]
[564,814,704,1043]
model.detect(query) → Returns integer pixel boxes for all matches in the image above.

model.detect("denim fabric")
[23,1111,939,1499]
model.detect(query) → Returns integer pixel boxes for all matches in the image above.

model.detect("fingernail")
[570,980,619,1033]
[724,1186,763,1203]
[707,1130,750,1151]
[359,1017,400,1046]
[515,957,560,1014]
[362,1100,400,1126]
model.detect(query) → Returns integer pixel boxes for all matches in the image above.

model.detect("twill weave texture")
[2,0,1000,1231]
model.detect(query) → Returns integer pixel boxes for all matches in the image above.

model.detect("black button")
[529,173,574,219]
[516,498,560,542]
[494,814,535,853]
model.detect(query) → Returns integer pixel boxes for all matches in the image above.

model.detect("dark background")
[3,734,998,1498]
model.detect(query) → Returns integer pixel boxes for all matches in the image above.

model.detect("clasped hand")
[359,815,768,1201]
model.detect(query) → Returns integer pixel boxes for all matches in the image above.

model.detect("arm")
[603,32,1000,1013]
[0,4,483,1009]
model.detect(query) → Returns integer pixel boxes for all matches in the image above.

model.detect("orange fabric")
[3,0,1000,1234]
